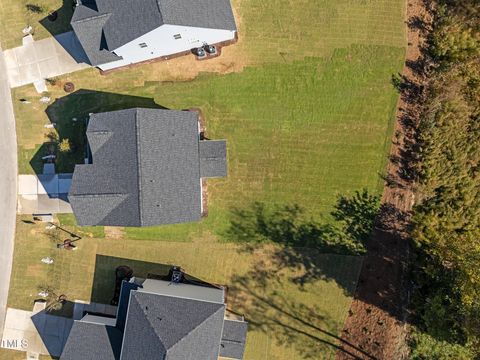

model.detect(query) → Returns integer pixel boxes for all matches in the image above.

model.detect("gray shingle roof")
[120,291,225,360]
[199,140,228,178]
[61,277,247,359]
[61,321,123,360]
[70,12,123,66]
[220,319,248,359]
[69,108,227,227]
[157,0,237,32]
[71,0,237,66]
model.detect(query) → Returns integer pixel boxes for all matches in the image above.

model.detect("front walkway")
[4,32,90,88]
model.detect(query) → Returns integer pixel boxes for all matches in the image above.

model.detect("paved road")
[0,45,18,340]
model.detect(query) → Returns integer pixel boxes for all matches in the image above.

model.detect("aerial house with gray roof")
[71,0,237,71]
[68,108,227,227]
[60,267,248,360]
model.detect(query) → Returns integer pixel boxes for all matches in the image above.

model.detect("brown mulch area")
[335,1,433,359]
[201,179,208,218]
[189,108,210,217]
[104,226,126,239]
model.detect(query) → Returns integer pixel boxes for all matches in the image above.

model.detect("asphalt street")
[0,45,17,340]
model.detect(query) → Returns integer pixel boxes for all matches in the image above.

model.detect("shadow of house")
[53,31,91,65]
[36,0,91,65]
[60,255,247,360]
[30,305,75,357]
[30,256,235,358]
[38,0,75,38]
[90,255,216,304]
[27,90,165,213]
[32,89,164,176]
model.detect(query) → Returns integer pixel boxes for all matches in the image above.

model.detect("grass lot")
[9,217,363,359]
[0,348,54,359]
[0,0,72,49]
[14,45,403,236]
[4,0,405,358]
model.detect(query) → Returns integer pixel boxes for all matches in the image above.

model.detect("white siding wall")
[99,24,235,71]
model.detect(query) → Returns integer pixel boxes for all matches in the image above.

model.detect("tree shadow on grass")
[226,190,379,253]
[230,259,375,359]
[224,190,380,286]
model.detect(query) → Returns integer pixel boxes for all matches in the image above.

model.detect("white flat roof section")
[80,314,117,327]
[140,279,225,304]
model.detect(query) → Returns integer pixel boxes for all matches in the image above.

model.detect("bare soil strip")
[335,1,433,359]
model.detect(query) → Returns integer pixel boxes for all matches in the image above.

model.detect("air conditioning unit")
[204,44,217,55]
[194,47,206,58]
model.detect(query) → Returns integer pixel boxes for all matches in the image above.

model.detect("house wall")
[98,24,236,71]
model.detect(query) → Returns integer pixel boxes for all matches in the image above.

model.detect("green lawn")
[9,217,363,359]
[5,0,406,358]
[0,348,54,360]
[0,0,73,49]
[13,44,403,237]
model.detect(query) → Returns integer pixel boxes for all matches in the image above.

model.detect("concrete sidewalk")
[4,32,90,88]
[0,46,18,341]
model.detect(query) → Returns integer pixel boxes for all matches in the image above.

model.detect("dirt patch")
[104,227,125,240]
[102,3,248,82]
[335,1,433,359]
[26,264,43,277]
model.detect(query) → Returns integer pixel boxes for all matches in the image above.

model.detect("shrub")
[25,4,46,14]
[58,138,71,153]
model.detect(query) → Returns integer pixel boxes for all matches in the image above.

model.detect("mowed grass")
[0,348,54,360]
[13,44,404,239]
[9,217,363,359]
[0,0,72,49]
[0,0,405,63]
[6,0,405,358]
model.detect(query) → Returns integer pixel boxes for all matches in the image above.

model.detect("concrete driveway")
[4,31,90,88]
[17,174,73,214]
[0,46,17,341]
[1,305,73,357]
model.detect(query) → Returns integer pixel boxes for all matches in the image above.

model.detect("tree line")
[409,1,480,358]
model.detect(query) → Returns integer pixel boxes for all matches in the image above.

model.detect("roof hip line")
[134,109,144,226]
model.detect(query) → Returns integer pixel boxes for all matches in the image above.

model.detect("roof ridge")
[70,193,127,197]
[155,0,164,22]
[134,109,144,226]
[72,12,111,24]
[88,130,112,134]
[166,303,225,355]
[132,293,168,355]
